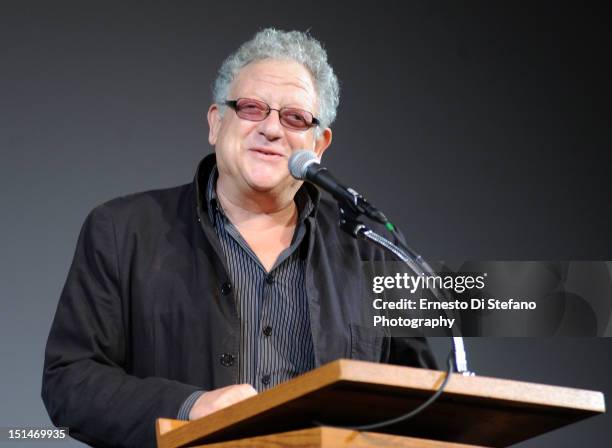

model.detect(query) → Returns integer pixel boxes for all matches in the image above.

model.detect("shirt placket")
[257,268,278,390]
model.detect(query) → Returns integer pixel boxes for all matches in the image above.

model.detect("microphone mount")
[309,165,389,225]
[339,205,474,376]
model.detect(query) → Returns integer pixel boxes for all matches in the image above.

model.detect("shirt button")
[265,274,275,285]
[219,353,235,367]
[261,374,271,386]
[263,326,272,336]
[220,282,232,295]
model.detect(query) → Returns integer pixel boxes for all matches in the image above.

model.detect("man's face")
[208,59,332,196]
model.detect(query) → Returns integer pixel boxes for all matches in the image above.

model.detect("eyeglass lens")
[233,98,315,130]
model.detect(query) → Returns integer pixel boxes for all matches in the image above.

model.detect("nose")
[258,109,284,141]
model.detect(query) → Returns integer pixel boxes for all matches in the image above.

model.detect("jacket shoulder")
[101,184,189,211]
[94,184,191,215]
[87,184,193,233]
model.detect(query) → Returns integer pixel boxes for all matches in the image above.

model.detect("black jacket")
[42,154,436,447]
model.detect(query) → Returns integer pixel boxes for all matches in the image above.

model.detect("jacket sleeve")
[42,205,200,448]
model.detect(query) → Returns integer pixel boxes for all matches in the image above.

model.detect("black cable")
[313,351,454,431]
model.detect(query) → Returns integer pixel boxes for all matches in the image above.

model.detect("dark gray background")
[1,2,610,447]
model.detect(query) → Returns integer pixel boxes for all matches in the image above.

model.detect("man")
[42,28,435,447]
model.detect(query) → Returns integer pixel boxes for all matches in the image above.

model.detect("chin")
[247,180,282,193]
[245,174,290,193]
[244,168,286,190]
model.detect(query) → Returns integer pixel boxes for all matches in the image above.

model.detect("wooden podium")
[156,359,605,448]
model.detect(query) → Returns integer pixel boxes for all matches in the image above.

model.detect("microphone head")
[288,150,320,180]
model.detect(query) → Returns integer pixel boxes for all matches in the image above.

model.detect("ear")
[313,127,332,158]
[207,104,222,146]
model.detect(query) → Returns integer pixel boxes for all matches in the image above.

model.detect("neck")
[216,175,299,230]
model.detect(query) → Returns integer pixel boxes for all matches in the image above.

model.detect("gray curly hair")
[213,28,340,134]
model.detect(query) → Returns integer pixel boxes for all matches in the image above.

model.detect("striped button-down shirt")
[206,167,316,390]
[176,166,317,419]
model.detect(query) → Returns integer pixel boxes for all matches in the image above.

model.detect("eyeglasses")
[225,98,320,131]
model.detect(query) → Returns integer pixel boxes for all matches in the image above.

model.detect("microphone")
[288,150,388,225]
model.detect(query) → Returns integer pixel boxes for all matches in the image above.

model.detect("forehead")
[229,59,318,110]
